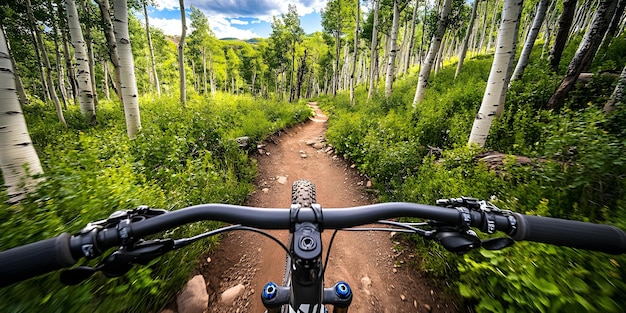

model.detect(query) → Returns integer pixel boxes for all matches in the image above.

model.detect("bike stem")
[262,216,353,313]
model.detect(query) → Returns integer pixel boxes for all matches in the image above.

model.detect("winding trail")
[198,103,462,313]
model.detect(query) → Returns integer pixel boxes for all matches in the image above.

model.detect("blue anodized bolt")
[262,282,278,300]
[334,281,351,299]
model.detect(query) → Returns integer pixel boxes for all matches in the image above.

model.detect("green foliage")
[540,108,626,220]
[459,245,626,313]
[422,0,469,40]
[593,34,626,72]
[566,73,616,111]
[489,60,558,155]
[0,93,311,312]
[319,45,626,311]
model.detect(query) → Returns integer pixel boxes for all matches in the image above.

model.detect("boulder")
[220,284,245,305]
[177,275,208,313]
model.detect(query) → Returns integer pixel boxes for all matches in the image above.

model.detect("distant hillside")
[165,35,263,45]
[219,37,262,43]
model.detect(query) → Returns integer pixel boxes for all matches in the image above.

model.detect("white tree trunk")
[404,0,419,74]
[540,1,556,59]
[202,47,207,95]
[178,0,187,106]
[477,0,490,52]
[350,0,360,106]
[103,61,110,100]
[80,0,99,110]
[209,53,216,94]
[3,27,29,106]
[434,31,448,75]
[26,0,66,126]
[66,0,96,122]
[412,0,454,106]
[333,31,340,97]
[487,0,500,51]
[144,1,161,95]
[573,0,598,34]
[510,0,549,81]
[368,0,380,99]
[96,0,123,104]
[455,0,480,78]
[468,0,523,147]
[114,0,142,138]
[0,27,44,203]
[342,43,350,91]
[385,0,400,97]
[397,19,409,75]
[50,0,67,108]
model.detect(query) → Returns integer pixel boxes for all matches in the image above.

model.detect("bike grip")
[511,213,626,254]
[0,233,77,287]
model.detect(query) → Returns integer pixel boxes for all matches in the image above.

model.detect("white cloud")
[149,17,188,36]
[152,0,179,11]
[229,19,249,25]
[287,0,326,16]
[149,15,260,39]
[210,15,260,39]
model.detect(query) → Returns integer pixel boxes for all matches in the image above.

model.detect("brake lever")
[100,239,175,277]
[60,239,175,284]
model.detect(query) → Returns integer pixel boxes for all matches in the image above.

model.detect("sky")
[146,0,327,40]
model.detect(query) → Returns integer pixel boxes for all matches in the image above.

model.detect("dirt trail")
[198,103,463,313]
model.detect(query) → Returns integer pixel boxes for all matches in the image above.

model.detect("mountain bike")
[2,180,626,313]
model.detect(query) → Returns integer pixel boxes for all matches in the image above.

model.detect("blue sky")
[146,0,326,39]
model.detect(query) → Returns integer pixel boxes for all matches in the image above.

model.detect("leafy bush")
[0,93,311,312]
[459,245,626,312]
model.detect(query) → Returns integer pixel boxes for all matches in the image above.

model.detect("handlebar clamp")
[290,203,324,232]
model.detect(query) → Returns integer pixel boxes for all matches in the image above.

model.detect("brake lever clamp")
[73,206,170,259]
[434,197,517,251]
[436,197,516,234]
[80,206,168,232]
[436,196,480,209]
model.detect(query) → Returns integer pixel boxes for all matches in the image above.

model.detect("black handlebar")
[122,202,511,236]
[0,233,76,287]
[512,213,626,254]
[1,203,625,287]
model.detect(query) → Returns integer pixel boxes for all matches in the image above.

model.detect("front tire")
[291,179,316,208]
[283,180,317,313]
